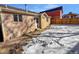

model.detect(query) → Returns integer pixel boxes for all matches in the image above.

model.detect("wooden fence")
[51,18,79,24]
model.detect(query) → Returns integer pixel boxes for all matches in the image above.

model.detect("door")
[35,18,40,28]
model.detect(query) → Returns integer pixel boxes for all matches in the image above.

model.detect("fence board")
[51,18,79,24]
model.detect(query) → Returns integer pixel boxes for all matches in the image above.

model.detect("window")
[13,14,22,22]
[19,15,22,21]
[13,14,18,22]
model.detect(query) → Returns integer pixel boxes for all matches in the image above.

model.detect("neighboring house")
[40,6,63,24]
[34,12,51,30]
[76,15,79,18]
[0,5,38,42]
[63,12,78,19]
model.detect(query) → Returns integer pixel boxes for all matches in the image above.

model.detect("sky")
[8,4,79,14]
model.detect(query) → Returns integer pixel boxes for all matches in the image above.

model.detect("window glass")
[19,15,22,22]
[13,14,18,22]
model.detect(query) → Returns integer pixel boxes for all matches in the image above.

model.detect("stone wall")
[1,13,36,42]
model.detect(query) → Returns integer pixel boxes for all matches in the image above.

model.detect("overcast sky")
[8,4,79,14]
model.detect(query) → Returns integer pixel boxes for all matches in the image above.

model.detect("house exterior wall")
[1,13,36,42]
[40,13,50,29]
[46,10,62,18]
[46,10,63,24]
[63,15,77,19]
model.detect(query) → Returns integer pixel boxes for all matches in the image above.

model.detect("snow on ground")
[22,25,79,54]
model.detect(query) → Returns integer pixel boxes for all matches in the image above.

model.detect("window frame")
[18,14,22,22]
[13,14,23,22]
[13,14,18,22]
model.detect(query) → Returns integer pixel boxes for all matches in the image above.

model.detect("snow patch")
[22,25,79,54]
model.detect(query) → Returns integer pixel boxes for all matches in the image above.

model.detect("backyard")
[22,25,79,54]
